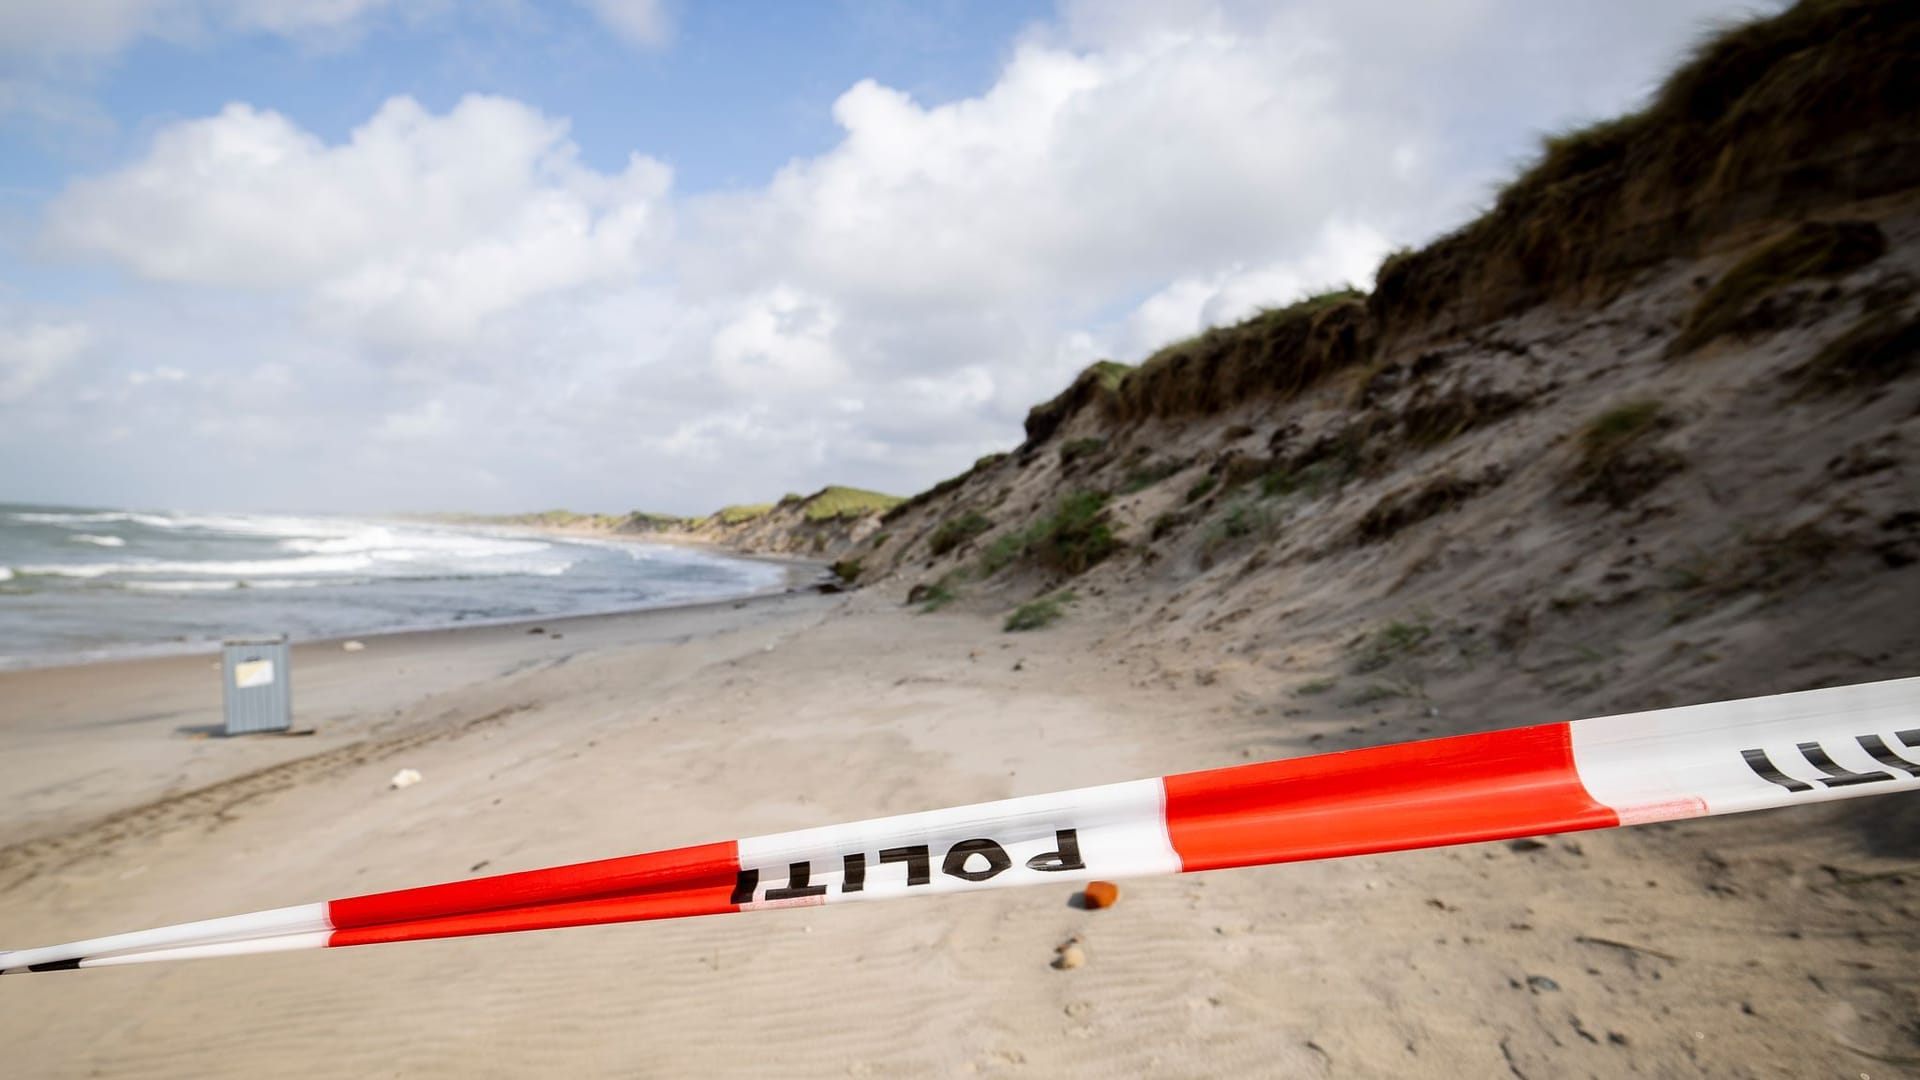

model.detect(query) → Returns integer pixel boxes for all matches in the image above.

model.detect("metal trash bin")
[221,635,292,735]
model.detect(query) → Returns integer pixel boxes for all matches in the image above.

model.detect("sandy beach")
[3,584,1915,1078]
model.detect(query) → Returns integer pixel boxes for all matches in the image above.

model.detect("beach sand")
[3,588,1915,1077]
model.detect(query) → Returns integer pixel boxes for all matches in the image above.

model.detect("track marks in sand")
[0,702,533,894]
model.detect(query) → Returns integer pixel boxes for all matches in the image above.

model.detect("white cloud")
[695,28,1373,313]
[0,318,93,404]
[45,95,672,346]
[711,287,846,393]
[578,0,671,50]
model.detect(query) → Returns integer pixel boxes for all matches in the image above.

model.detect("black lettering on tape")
[1025,829,1087,873]
[1796,741,1893,788]
[943,839,1013,882]
[1856,734,1920,778]
[1741,748,1813,793]
[765,861,829,901]
[879,845,931,886]
[842,853,867,894]
[728,867,760,905]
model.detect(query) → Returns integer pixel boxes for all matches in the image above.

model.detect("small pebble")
[341,640,366,652]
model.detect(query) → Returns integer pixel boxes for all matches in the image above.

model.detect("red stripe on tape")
[329,884,740,948]
[1162,721,1618,871]
[328,840,741,930]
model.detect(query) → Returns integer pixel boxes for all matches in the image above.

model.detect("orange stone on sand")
[1081,881,1120,909]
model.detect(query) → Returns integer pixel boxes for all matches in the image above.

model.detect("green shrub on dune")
[974,491,1120,578]
[715,503,774,525]
[929,511,993,556]
[1004,590,1078,632]
[800,486,907,522]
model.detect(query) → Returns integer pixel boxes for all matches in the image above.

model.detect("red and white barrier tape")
[4,676,1916,973]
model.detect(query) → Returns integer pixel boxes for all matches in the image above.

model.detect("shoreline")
[0,584,837,853]
[0,532,827,676]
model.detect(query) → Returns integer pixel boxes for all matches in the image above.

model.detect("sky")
[0,0,1788,516]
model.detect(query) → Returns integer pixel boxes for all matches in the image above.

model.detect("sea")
[0,503,789,670]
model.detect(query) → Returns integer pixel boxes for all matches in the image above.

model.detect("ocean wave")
[281,528,549,558]
[13,552,579,581]
[121,578,351,593]
[11,508,341,537]
[0,567,12,582]
[12,511,134,525]
[14,554,378,578]
[68,534,127,547]
[129,511,349,536]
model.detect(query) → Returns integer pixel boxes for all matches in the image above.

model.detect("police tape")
[4,676,1917,973]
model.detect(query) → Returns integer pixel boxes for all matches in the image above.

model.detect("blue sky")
[0,0,1783,515]
[33,3,1051,186]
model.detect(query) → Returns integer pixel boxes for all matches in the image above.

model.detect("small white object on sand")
[1052,937,1086,970]
[342,640,366,652]
[389,768,423,790]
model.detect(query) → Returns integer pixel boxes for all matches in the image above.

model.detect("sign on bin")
[221,636,291,735]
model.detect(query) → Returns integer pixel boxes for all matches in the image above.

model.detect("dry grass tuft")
[1023,361,1134,446]
[1352,471,1503,544]
[928,511,993,556]
[1399,387,1528,448]
[1108,290,1369,423]
[1571,401,1683,509]
[1788,310,1920,393]
[1665,524,1843,621]
[1671,220,1886,354]
[1004,590,1077,632]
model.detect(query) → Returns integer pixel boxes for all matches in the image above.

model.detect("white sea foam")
[16,554,378,578]
[281,528,548,560]
[13,508,348,538]
[132,511,349,537]
[125,578,350,592]
[16,550,577,581]
[12,511,132,525]
[0,507,780,665]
